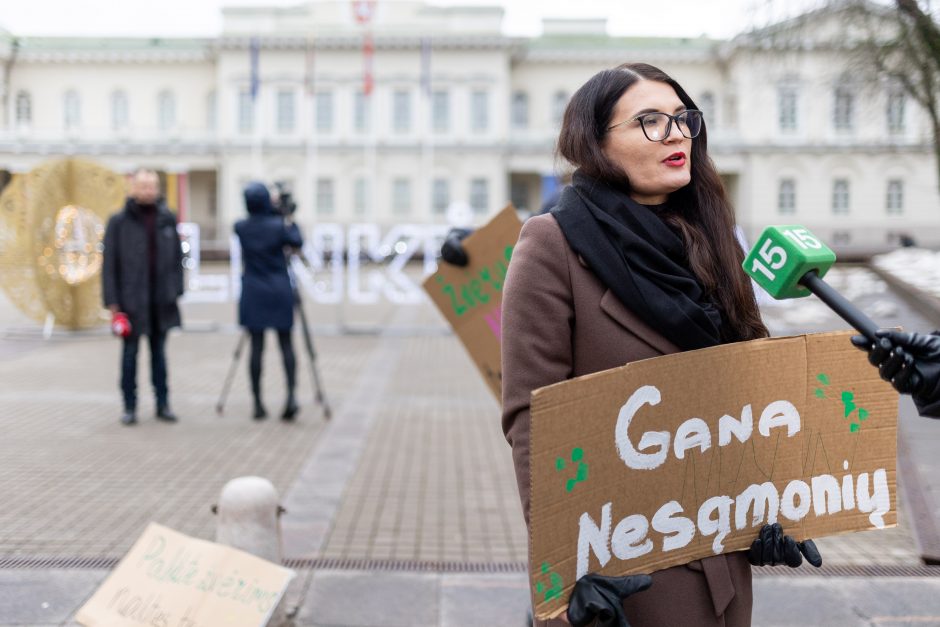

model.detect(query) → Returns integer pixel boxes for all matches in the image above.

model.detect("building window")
[393,89,411,133]
[887,89,906,134]
[832,230,851,245]
[354,90,370,133]
[157,90,176,131]
[833,86,854,131]
[698,91,715,128]
[15,91,31,126]
[470,178,488,215]
[238,89,254,133]
[510,180,529,213]
[724,94,739,128]
[778,86,797,132]
[64,89,81,129]
[432,178,449,214]
[471,89,488,132]
[315,91,333,132]
[111,91,129,131]
[277,89,295,133]
[432,90,449,133]
[354,177,369,216]
[392,178,411,215]
[552,90,568,126]
[206,91,217,131]
[832,179,850,214]
[511,91,529,129]
[778,179,796,214]
[886,179,904,215]
[316,178,334,215]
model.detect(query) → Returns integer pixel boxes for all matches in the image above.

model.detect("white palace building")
[0,1,936,254]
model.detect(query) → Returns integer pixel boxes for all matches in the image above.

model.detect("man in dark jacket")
[102,168,184,426]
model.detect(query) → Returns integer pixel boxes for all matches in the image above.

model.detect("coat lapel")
[599,288,680,356]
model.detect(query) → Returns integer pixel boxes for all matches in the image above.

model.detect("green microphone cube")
[742,225,837,299]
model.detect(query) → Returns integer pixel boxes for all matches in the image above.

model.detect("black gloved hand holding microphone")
[850,330,940,418]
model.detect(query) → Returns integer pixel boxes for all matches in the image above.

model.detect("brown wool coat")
[501,213,753,627]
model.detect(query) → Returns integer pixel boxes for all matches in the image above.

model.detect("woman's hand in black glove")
[747,522,822,568]
[851,330,940,399]
[440,227,474,267]
[566,573,653,627]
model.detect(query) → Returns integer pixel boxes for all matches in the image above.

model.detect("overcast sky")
[0,0,825,39]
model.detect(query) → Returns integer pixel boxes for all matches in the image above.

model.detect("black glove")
[440,227,473,267]
[566,573,653,627]
[850,330,940,400]
[747,523,822,568]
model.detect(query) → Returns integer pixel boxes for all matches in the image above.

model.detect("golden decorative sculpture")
[0,159,126,329]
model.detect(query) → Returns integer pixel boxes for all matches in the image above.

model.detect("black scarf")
[550,171,725,351]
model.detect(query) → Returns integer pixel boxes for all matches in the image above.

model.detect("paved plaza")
[1,264,939,625]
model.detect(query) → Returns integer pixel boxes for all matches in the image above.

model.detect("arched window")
[15,91,31,126]
[886,87,906,134]
[111,91,129,131]
[698,91,715,128]
[552,90,569,126]
[63,89,81,129]
[157,90,176,131]
[206,90,217,131]
[833,84,854,131]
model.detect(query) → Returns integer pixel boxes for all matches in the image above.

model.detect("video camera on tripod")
[273,181,297,217]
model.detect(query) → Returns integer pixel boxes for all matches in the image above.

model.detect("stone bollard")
[213,476,291,626]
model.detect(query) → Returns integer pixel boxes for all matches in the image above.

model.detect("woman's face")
[603,79,693,205]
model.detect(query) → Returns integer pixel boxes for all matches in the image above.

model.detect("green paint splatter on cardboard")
[556,447,589,493]
[814,373,871,433]
[534,563,564,602]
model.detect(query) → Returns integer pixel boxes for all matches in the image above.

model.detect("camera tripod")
[215,252,332,420]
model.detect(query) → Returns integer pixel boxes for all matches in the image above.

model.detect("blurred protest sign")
[75,522,294,627]
[529,332,897,620]
[422,204,522,400]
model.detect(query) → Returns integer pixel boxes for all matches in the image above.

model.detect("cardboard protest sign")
[422,204,523,400]
[529,331,897,620]
[75,523,295,627]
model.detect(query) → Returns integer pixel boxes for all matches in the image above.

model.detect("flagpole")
[250,36,263,178]
[304,38,317,231]
[420,37,433,222]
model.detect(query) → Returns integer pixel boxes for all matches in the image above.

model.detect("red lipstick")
[663,152,686,167]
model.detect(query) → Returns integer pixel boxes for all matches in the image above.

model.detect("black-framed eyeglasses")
[607,109,703,142]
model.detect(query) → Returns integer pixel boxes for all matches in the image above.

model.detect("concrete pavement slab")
[295,571,439,627]
[0,568,106,625]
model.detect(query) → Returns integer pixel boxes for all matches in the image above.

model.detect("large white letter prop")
[616,386,669,470]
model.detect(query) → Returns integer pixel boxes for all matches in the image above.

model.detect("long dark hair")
[557,62,767,342]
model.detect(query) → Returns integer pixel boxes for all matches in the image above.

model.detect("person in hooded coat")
[234,182,304,420]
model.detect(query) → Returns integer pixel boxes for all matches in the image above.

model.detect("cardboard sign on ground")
[75,522,295,627]
[529,331,898,620]
[422,204,523,400]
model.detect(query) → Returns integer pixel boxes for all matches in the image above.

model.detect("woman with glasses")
[501,64,819,626]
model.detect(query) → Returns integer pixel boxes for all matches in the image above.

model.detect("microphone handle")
[798,271,879,341]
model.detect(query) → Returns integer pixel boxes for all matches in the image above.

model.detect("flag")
[352,0,376,25]
[420,37,431,98]
[363,33,374,97]
[304,38,315,96]
[249,37,260,102]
